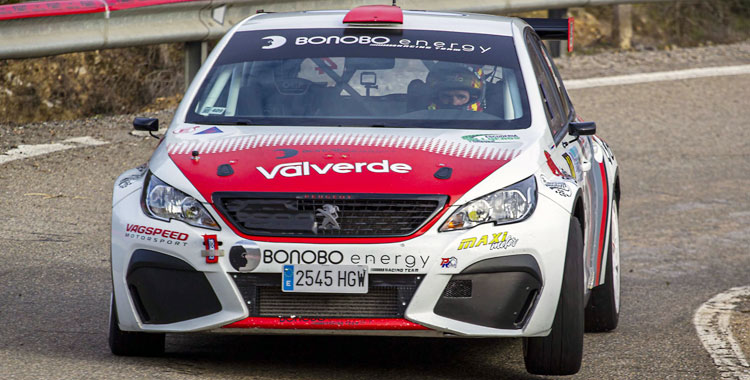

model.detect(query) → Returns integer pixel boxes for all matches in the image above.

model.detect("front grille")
[232,273,422,318]
[213,192,447,237]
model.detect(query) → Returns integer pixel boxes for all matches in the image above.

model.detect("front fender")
[112,163,148,208]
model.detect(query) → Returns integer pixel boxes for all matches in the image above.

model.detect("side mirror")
[133,117,160,139]
[134,117,158,131]
[569,121,596,136]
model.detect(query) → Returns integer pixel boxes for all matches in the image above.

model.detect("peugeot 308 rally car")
[110,5,621,376]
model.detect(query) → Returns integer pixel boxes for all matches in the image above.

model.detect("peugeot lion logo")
[262,35,287,49]
[313,204,340,234]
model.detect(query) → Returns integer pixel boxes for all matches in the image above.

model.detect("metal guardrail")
[0,0,685,60]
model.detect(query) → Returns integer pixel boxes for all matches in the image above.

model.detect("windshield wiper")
[208,119,254,126]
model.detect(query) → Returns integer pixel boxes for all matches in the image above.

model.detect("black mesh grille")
[442,280,472,298]
[213,193,447,237]
[258,287,400,317]
[232,273,421,318]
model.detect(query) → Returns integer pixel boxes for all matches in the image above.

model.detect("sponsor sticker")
[195,126,223,135]
[124,224,189,246]
[117,164,147,189]
[562,152,577,180]
[457,232,519,251]
[199,107,226,115]
[462,134,520,143]
[262,249,428,271]
[172,126,200,134]
[568,147,583,177]
[545,151,574,180]
[262,35,287,49]
[540,174,572,198]
[229,242,261,272]
[291,35,493,54]
[256,160,412,179]
[440,257,458,268]
[275,148,298,159]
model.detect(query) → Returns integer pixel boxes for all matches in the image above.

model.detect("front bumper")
[111,188,570,337]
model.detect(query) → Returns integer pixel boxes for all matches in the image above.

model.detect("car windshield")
[186,28,530,130]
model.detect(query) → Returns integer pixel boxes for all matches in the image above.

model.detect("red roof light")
[343,5,403,24]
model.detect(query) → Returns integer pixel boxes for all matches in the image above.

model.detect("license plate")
[282,265,368,293]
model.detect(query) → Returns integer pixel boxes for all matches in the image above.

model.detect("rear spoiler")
[522,17,574,52]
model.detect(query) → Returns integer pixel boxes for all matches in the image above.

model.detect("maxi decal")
[457,232,518,251]
[256,160,412,179]
[262,249,429,271]
[124,224,188,246]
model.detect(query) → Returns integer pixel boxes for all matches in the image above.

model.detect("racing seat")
[483,81,506,119]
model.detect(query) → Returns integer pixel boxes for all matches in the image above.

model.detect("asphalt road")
[1,71,749,379]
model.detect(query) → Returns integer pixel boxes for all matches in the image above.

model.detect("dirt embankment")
[0,45,183,124]
[0,1,748,125]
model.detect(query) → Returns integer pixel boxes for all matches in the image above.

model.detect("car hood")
[165,126,529,204]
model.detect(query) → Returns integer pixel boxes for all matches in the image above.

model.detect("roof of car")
[237,9,519,37]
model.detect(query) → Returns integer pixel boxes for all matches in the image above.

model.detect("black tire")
[523,217,584,376]
[585,202,620,332]
[109,294,165,356]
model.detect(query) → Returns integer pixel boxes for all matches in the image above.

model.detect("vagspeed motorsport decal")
[124,224,189,246]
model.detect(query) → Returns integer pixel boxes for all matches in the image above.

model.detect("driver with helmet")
[426,64,484,111]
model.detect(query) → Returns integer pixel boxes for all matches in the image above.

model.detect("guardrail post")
[185,41,208,90]
[613,4,633,49]
[548,8,568,57]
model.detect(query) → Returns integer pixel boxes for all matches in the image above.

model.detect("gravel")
[556,39,750,79]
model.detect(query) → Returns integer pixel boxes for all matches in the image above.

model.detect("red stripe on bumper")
[223,317,429,330]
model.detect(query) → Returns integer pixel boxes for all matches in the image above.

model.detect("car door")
[525,30,602,290]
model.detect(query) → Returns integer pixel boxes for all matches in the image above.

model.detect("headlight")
[141,172,220,230]
[440,176,537,231]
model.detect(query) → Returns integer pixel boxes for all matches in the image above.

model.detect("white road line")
[0,136,108,165]
[566,64,750,90]
[694,286,750,380]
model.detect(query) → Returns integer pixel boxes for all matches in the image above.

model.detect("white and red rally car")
[110,6,620,375]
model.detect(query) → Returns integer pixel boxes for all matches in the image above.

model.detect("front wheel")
[108,294,165,356]
[585,201,620,332]
[523,217,584,376]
